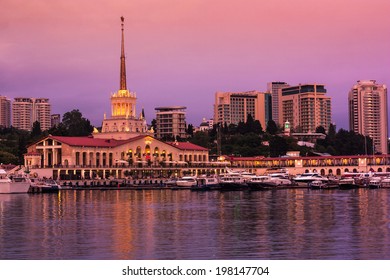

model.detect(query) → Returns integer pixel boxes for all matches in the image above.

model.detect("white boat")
[175,176,197,187]
[191,176,219,191]
[246,175,276,190]
[218,172,246,190]
[30,178,61,193]
[367,177,382,189]
[164,178,178,186]
[0,169,31,194]
[338,178,358,189]
[240,171,257,182]
[381,177,390,188]
[247,174,292,190]
[197,176,219,186]
[293,172,328,186]
[309,180,328,189]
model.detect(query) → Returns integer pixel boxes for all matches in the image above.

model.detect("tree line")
[0,109,93,165]
[188,116,376,158]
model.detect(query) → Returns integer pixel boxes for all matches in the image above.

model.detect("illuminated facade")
[23,17,213,179]
[348,80,388,154]
[24,134,209,179]
[95,17,148,140]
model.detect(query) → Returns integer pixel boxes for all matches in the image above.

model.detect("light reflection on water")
[1,189,390,260]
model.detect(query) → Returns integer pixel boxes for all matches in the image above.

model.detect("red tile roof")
[34,135,208,151]
[50,136,129,147]
[227,156,265,161]
[24,152,41,156]
[166,141,208,151]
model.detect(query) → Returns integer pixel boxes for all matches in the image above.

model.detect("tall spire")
[120,16,127,90]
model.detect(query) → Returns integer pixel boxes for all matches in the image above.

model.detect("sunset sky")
[1,0,389,129]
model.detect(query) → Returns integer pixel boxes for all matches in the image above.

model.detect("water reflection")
[1,189,390,259]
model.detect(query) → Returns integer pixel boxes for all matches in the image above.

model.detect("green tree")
[150,119,157,136]
[0,150,19,164]
[266,120,278,135]
[269,135,288,157]
[252,120,263,134]
[31,121,42,139]
[315,126,326,134]
[62,109,93,136]
[190,131,210,149]
[48,123,68,136]
[186,124,194,137]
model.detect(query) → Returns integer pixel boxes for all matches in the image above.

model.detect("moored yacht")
[292,172,328,187]
[176,176,197,187]
[218,172,246,190]
[191,176,219,191]
[338,178,358,189]
[247,175,292,190]
[367,177,382,189]
[309,180,329,189]
[30,178,61,193]
[381,177,390,188]
[0,169,31,194]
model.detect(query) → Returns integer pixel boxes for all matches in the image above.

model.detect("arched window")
[145,145,151,161]
[136,146,142,159]
[153,147,159,157]
[96,153,100,167]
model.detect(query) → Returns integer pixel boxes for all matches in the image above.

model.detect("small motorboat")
[367,177,381,189]
[309,180,328,189]
[338,178,358,189]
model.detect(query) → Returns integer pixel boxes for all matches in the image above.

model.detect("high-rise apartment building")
[12,98,33,131]
[348,80,388,154]
[51,114,61,127]
[33,98,51,131]
[155,106,187,140]
[214,90,271,129]
[0,96,11,128]
[267,82,289,125]
[12,97,51,131]
[280,84,331,133]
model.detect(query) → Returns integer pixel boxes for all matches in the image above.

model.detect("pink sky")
[1,0,389,129]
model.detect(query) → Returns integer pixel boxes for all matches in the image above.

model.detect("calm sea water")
[1,188,390,260]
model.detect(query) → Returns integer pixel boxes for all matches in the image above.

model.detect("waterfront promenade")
[26,154,390,180]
